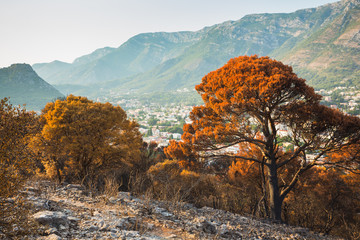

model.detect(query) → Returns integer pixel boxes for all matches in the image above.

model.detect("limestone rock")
[24,180,341,240]
[33,211,68,227]
[39,233,62,240]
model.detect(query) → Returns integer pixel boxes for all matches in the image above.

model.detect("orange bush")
[32,95,143,185]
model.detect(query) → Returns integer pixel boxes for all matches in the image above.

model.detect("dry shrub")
[146,159,243,210]
[128,142,166,195]
[0,98,38,198]
[0,98,41,238]
[0,197,41,239]
[146,159,183,201]
[284,167,360,239]
[102,174,121,197]
[228,160,265,216]
[227,160,360,239]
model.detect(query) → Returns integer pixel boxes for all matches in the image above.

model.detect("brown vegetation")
[1,56,359,239]
[0,98,40,237]
[31,95,143,187]
[165,55,360,221]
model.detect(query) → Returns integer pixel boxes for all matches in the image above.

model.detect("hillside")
[5,181,340,239]
[0,64,64,111]
[273,0,360,89]
[33,32,201,87]
[33,0,359,101]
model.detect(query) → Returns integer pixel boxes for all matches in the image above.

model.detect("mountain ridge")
[32,0,359,101]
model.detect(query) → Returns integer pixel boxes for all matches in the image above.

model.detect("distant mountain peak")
[7,64,43,83]
[9,63,33,70]
[0,64,64,111]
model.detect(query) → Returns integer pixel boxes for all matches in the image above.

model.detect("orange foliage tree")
[166,55,360,221]
[33,95,142,185]
[0,98,41,237]
[0,98,38,198]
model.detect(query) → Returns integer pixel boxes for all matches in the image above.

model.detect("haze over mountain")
[0,64,64,111]
[33,0,359,101]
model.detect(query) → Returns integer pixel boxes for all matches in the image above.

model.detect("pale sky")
[0,0,339,68]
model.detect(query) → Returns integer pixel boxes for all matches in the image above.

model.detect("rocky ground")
[2,181,342,239]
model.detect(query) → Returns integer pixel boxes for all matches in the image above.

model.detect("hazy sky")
[0,0,339,67]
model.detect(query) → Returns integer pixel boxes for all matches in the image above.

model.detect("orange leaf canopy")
[181,55,360,158]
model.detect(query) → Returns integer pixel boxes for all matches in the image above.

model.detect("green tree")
[148,117,159,126]
[165,125,183,134]
[330,90,345,104]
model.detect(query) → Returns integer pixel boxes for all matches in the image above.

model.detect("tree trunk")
[267,162,282,221]
[53,156,62,184]
[55,163,62,184]
[260,160,270,217]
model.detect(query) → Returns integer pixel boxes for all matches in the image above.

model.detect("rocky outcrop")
[10,181,342,240]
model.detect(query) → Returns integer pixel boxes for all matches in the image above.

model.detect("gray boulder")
[33,211,68,227]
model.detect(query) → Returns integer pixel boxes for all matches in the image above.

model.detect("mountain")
[0,64,64,111]
[33,0,360,102]
[273,0,360,89]
[33,33,201,87]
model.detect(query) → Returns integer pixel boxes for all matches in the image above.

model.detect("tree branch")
[200,153,268,165]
